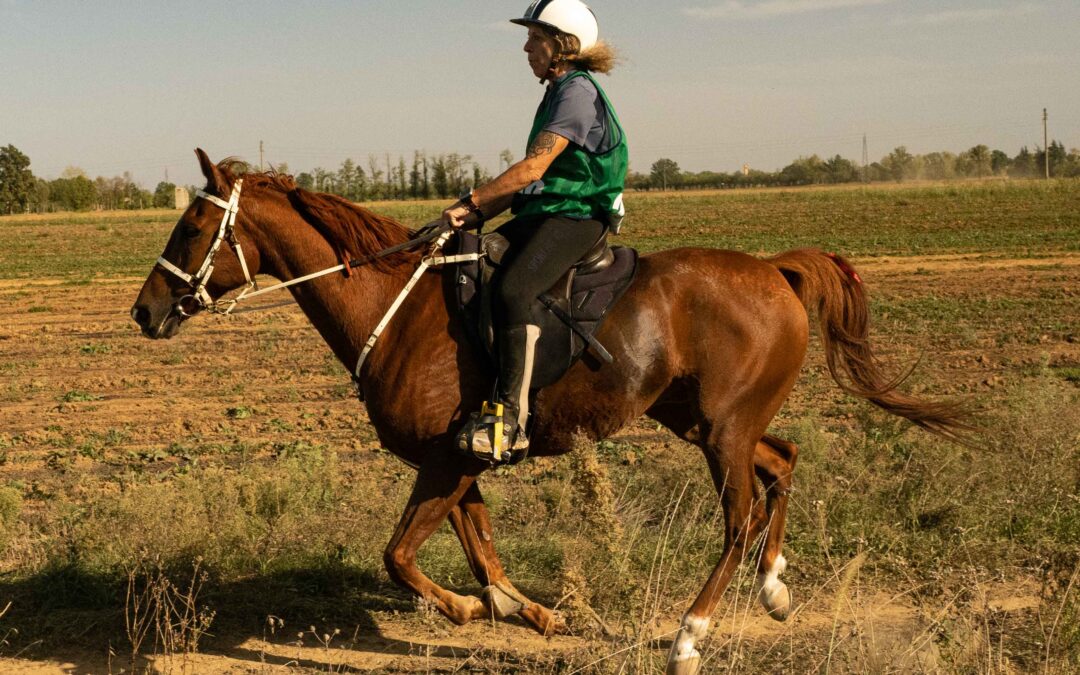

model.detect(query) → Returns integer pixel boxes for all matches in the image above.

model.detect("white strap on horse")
[353,229,456,381]
[153,181,479,385]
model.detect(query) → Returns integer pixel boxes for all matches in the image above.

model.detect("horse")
[132,150,972,675]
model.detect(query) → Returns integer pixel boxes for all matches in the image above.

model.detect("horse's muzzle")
[131,303,183,339]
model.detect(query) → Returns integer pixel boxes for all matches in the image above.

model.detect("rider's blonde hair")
[545,27,619,75]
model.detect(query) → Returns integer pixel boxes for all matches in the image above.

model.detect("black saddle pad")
[444,230,638,390]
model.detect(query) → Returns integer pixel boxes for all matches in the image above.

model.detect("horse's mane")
[216,159,417,272]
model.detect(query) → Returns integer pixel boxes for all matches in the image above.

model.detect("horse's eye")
[183,225,201,239]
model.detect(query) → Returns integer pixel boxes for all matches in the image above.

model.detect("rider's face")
[523,26,556,79]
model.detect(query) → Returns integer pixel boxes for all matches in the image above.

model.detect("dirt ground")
[0,252,1076,673]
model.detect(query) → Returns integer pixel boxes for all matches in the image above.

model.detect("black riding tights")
[495,215,606,326]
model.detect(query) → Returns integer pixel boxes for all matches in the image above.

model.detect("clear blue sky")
[3,0,1077,187]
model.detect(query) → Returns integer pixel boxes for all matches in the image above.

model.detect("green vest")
[511,71,628,225]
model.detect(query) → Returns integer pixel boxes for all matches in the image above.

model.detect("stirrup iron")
[457,401,527,464]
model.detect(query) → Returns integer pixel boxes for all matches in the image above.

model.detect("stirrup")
[456,401,528,464]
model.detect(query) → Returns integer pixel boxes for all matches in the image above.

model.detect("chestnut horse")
[132,151,971,675]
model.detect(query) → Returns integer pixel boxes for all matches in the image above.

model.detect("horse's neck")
[254,210,417,372]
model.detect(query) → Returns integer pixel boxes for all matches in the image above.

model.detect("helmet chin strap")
[541,54,569,85]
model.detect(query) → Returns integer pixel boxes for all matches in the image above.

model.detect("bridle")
[155,179,256,316]
[151,181,478,382]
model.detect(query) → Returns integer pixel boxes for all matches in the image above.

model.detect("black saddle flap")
[443,230,638,390]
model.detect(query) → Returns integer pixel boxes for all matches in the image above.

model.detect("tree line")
[291,151,499,203]
[634,141,1080,191]
[1,140,1078,214]
[0,145,180,214]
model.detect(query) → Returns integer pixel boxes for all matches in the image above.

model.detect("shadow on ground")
[0,560,530,671]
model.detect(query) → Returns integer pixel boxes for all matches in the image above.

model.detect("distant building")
[175,186,190,210]
[742,164,750,176]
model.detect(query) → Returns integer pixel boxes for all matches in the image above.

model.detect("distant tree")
[367,155,384,200]
[920,152,955,180]
[295,172,314,191]
[409,151,422,199]
[1062,148,1080,178]
[625,170,650,190]
[883,147,915,182]
[338,159,357,200]
[431,155,449,198]
[499,149,514,172]
[443,153,473,196]
[867,161,891,182]
[396,156,407,199]
[49,175,97,211]
[31,177,50,213]
[1034,140,1069,177]
[1010,147,1036,177]
[990,150,1010,175]
[823,155,858,183]
[650,158,681,190]
[153,181,176,208]
[0,144,35,214]
[312,167,333,193]
[472,162,492,189]
[779,156,817,185]
[421,154,431,199]
[956,145,992,178]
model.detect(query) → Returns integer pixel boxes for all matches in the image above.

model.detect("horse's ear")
[194,147,228,196]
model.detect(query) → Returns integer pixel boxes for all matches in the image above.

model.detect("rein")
[154,184,478,385]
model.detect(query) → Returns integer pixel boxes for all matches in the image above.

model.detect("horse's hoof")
[760,582,792,622]
[443,593,486,625]
[665,651,701,675]
[667,614,708,675]
[482,584,525,619]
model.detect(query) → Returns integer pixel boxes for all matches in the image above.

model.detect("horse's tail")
[767,248,977,445]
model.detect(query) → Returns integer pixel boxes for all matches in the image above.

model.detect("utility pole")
[1043,109,1049,179]
[259,140,265,172]
[862,133,869,183]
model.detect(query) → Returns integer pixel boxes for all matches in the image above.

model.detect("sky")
[2,0,1078,188]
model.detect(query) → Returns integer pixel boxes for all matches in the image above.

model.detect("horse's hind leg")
[753,434,799,621]
[446,482,564,635]
[668,425,767,675]
[383,452,489,626]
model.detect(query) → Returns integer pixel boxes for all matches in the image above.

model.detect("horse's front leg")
[447,482,566,635]
[383,450,489,626]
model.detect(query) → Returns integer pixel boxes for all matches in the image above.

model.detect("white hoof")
[667,614,709,675]
[760,581,792,621]
[666,651,701,675]
[482,584,525,619]
[757,554,792,622]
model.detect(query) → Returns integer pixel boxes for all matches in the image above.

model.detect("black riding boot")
[458,324,541,463]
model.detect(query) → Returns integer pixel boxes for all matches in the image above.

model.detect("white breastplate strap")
[353,229,458,381]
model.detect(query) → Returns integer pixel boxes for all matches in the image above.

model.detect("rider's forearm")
[472,159,546,216]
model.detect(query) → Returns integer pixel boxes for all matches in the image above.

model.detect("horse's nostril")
[132,305,151,328]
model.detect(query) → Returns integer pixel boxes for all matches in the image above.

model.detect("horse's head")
[131,148,262,339]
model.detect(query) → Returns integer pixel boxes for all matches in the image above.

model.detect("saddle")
[444,227,638,390]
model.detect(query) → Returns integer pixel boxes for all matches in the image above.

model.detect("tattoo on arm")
[526,131,560,159]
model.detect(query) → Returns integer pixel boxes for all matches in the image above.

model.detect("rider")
[444,0,628,462]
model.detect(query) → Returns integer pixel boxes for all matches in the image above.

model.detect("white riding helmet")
[511,0,599,53]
